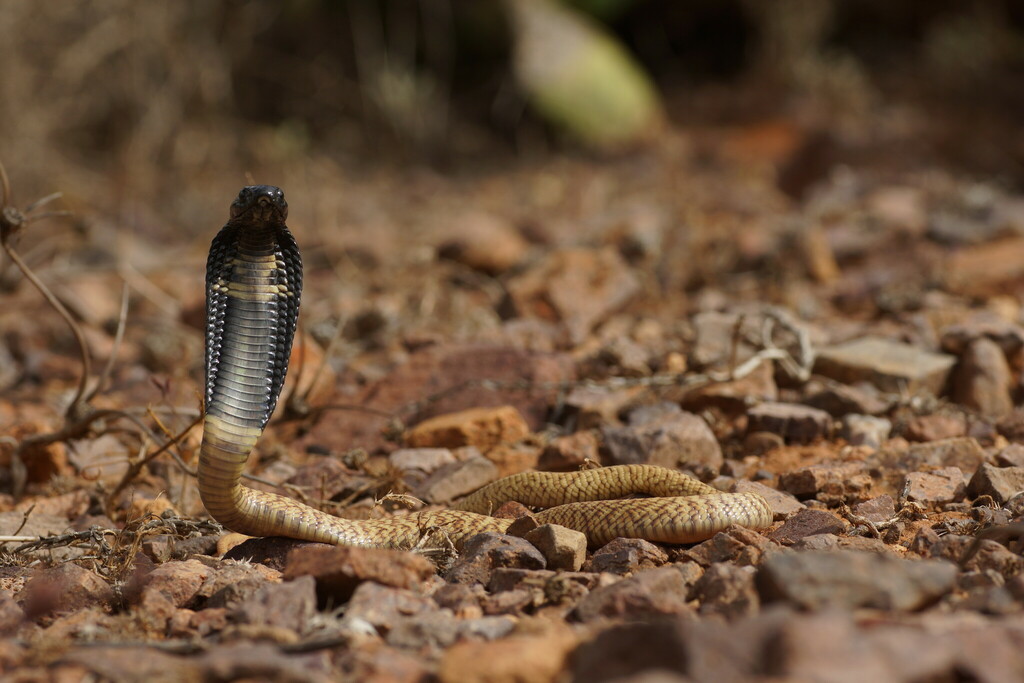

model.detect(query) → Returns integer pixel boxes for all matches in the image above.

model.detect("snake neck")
[199,216,303,536]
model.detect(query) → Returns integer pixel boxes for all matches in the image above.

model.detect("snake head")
[229,185,288,224]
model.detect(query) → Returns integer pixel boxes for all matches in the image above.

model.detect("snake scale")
[198,186,773,550]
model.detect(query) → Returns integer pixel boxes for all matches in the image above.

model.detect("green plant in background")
[505,0,663,152]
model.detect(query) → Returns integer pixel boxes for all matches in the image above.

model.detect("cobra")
[198,186,773,549]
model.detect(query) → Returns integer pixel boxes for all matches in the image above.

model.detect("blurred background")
[1,0,1024,432]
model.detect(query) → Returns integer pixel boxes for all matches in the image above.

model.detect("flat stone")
[413,454,500,505]
[523,524,587,571]
[903,467,966,505]
[436,211,529,275]
[537,431,600,471]
[22,564,113,619]
[505,247,640,344]
[778,462,871,501]
[852,494,896,524]
[438,626,576,683]
[967,463,1024,504]
[904,414,967,442]
[445,533,546,585]
[814,336,956,395]
[571,619,690,681]
[678,359,778,411]
[995,443,1024,468]
[344,582,436,634]
[768,509,848,545]
[733,480,805,520]
[952,337,1014,417]
[0,593,24,635]
[692,563,758,619]
[283,545,434,606]
[405,405,530,451]
[747,402,833,444]
[903,437,987,472]
[573,565,697,622]
[602,403,723,474]
[138,559,214,610]
[198,562,281,609]
[563,385,646,430]
[757,550,957,610]
[586,537,669,575]
[231,575,317,636]
[388,448,457,481]
[680,526,778,568]
[804,382,889,417]
[840,414,891,448]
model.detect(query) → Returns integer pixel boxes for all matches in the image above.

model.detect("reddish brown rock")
[602,403,723,474]
[680,526,778,568]
[345,582,436,633]
[231,575,317,635]
[22,564,113,619]
[523,524,587,571]
[586,537,669,575]
[678,360,778,411]
[904,414,967,442]
[199,562,281,609]
[284,545,434,605]
[224,537,330,572]
[573,565,697,622]
[904,437,987,471]
[768,509,848,545]
[138,559,214,610]
[0,593,24,635]
[778,462,872,502]
[406,405,530,451]
[967,463,1024,504]
[757,550,957,610]
[814,336,956,394]
[537,431,600,471]
[505,247,640,344]
[692,563,759,619]
[438,627,576,683]
[952,337,1014,417]
[747,402,833,444]
[414,454,501,504]
[852,494,896,524]
[445,533,546,585]
[436,211,530,275]
[903,467,966,505]
[839,414,891,449]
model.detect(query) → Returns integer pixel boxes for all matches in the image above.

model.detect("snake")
[198,186,773,550]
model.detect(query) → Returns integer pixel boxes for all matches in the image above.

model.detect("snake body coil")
[198,186,773,549]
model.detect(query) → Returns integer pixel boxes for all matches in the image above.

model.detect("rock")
[952,337,1014,417]
[436,211,529,275]
[680,526,778,568]
[945,235,1024,296]
[22,564,114,619]
[438,627,576,683]
[586,538,669,575]
[537,431,600,471]
[485,443,541,478]
[941,315,1024,360]
[602,403,723,474]
[138,559,214,610]
[406,405,530,451]
[572,618,690,681]
[747,402,833,444]
[0,593,24,635]
[446,533,546,585]
[804,382,889,417]
[414,455,501,505]
[768,509,848,545]
[814,336,956,394]
[573,565,697,621]
[791,534,895,555]
[231,575,317,635]
[283,457,361,502]
[852,494,896,524]
[562,385,645,430]
[283,545,434,606]
[198,562,280,609]
[995,443,1024,468]
[523,524,587,571]
[223,537,330,572]
[678,359,778,411]
[757,550,957,610]
[344,582,436,634]
[840,414,891,449]
[903,414,967,442]
[778,462,871,502]
[732,480,805,520]
[692,563,758,619]
[505,247,641,344]
[904,437,986,472]
[389,448,457,476]
[966,463,1024,504]
[903,467,966,505]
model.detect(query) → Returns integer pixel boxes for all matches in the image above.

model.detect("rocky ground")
[3,115,1024,682]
